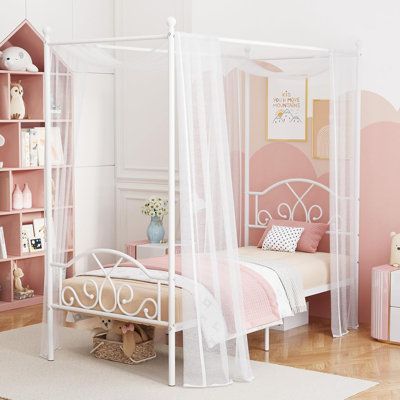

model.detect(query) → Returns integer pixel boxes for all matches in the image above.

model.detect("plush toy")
[0,47,38,72]
[13,262,33,296]
[13,264,25,293]
[97,319,147,358]
[390,232,400,267]
[10,81,25,120]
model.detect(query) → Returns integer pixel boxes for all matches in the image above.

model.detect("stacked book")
[20,127,64,167]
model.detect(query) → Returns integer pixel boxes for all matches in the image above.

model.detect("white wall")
[0,0,116,264]
[191,0,400,108]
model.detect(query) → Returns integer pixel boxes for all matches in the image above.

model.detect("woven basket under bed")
[92,325,156,364]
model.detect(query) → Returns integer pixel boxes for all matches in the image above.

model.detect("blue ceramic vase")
[147,216,165,243]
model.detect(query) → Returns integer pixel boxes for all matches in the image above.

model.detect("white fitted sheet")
[238,246,330,291]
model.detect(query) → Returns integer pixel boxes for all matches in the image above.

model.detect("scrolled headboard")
[247,178,333,232]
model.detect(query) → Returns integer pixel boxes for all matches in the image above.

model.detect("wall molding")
[116,181,173,250]
[116,166,179,185]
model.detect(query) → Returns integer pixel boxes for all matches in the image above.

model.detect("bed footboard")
[50,248,171,327]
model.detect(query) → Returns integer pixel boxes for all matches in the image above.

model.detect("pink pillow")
[257,219,328,253]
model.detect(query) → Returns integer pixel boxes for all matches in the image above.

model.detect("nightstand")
[126,240,148,259]
[371,264,400,343]
[126,240,181,261]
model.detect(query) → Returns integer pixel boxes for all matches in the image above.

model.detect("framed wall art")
[312,99,330,159]
[266,77,308,141]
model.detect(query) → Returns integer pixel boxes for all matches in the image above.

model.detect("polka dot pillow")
[262,225,304,253]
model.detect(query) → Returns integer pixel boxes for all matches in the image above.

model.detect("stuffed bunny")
[13,264,25,293]
[0,47,38,72]
[98,319,146,358]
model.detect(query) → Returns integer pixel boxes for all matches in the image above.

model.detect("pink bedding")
[141,254,280,331]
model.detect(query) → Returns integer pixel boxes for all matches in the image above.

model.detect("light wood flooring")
[1,305,399,399]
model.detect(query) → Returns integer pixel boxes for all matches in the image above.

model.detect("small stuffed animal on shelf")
[0,47,38,72]
[390,232,400,267]
[12,262,34,300]
[10,81,25,120]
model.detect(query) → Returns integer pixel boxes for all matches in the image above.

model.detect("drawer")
[390,307,400,343]
[390,270,400,307]
[136,246,166,260]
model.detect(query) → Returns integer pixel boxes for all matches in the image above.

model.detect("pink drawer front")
[167,245,181,255]
[371,265,397,341]
[126,240,148,258]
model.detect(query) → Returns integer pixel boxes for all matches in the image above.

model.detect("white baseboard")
[271,302,309,331]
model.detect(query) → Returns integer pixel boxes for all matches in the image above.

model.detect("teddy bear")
[390,232,400,267]
[0,46,38,72]
[95,319,148,358]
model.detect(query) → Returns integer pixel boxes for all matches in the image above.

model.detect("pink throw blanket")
[141,254,280,331]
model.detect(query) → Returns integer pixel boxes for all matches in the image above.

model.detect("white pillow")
[262,225,304,253]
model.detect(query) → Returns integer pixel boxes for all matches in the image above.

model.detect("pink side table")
[126,240,148,259]
[371,264,400,343]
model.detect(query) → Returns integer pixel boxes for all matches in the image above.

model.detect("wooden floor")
[1,306,399,399]
[249,319,400,399]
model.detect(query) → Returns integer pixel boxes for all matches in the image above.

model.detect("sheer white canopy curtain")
[329,52,359,337]
[223,49,360,337]
[175,33,253,386]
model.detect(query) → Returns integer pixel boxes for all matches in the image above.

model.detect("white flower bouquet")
[141,196,168,220]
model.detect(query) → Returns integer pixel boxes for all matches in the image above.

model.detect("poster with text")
[267,77,308,141]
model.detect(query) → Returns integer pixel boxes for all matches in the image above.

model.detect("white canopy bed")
[41,17,360,388]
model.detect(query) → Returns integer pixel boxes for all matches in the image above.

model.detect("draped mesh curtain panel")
[40,31,359,385]
[175,33,253,386]
[329,53,359,337]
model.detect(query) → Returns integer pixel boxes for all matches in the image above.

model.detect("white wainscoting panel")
[74,165,115,273]
[114,0,187,186]
[74,73,115,167]
[116,181,169,251]
[116,68,169,181]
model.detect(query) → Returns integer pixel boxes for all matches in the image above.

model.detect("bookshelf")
[0,21,74,312]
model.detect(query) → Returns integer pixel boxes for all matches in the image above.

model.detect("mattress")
[238,246,330,292]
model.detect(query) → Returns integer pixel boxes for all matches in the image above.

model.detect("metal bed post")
[244,72,250,246]
[354,42,362,327]
[167,16,176,387]
[43,27,54,361]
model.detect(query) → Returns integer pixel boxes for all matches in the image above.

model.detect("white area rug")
[0,324,376,400]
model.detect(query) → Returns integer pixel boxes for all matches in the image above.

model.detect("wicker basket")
[91,325,156,364]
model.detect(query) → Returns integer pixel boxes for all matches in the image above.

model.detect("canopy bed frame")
[42,17,360,388]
